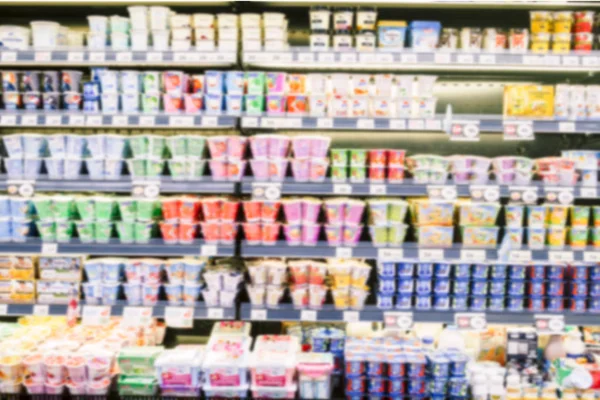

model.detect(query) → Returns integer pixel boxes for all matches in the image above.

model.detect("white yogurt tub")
[87,32,106,50]
[127,6,148,30]
[217,13,238,28]
[67,31,84,47]
[87,16,108,33]
[111,32,129,50]
[241,13,261,28]
[172,28,191,41]
[170,14,191,29]
[149,6,169,30]
[110,15,130,34]
[310,30,329,51]
[151,30,169,51]
[263,12,286,28]
[131,30,148,51]
[0,26,30,50]
[310,6,331,30]
[30,21,60,49]
[193,13,214,28]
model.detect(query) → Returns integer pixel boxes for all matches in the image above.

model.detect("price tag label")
[544,187,575,205]
[33,305,49,316]
[318,52,335,63]
[434,53,451,63]
[390,119,406,130]
[122,307,153,327]
[375,53,393,63]
[116,52,132,62]
[523,55,541,65]
[384,312,413,330]
[242,117,258,128]
[132,181,160,198]
[401,53,418,63]
[461,249,486,262]
[548,251,574,263]
[169,116,194,127]
[479,54,496,64]
[1,52,17,62]
[67,52,84,62]
[455,313,487,331]
[580,188,597,198]
[46,115,62,126]
[0,114,16,125]
[377,249,404,261]
[298,52,314,63]
[343,311,360,322]
[251,183,282,201]
[419,248,444,261]
[173,52,189,62]
[535,314,565,334]
[21,115,38,126]
[146,52,163,62]
[201,244,218,257]
[450,120,480,141]
[41,243,58,254]
[164,307,194,328]
[470,185,500,202]
[139,116,155,127]
[425,119,442,131]
[260,117,280,128]
[68,115,85,126]
[86,115,102,126]
[34,52,51,62]
[340,53,357,63]
[503,120,534,141]
[89,52,105,62]
[562,56,579,66]
[317,118,333,129]
[82,305,111,326]
[207,308,224,319]
[509,250,532,262]
[250,309,267,320]
[285,118,302,128]
[0,304,8,315]
[112,115,128,126]
[300,310,317,321]
[333,184,352,195]
[584,252,600,262]
[427,185,457,201]
[359,53,376,63]
[357,119,375,130]
[559,121,576,133]
[543,55,560,66]
[582,56,600,66]
[336,247,353,258]
[369,184,387,195]
[508,186,538,204]
[202,116,218,127]
[457,54,475,64]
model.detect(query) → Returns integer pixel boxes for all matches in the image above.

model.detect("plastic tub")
[251,384,297,399]
[297,353,334,399]
[155,347,204,386]
[30,21,60,48]
[203,384,248,398]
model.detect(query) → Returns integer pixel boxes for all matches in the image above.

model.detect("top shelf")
[243,48,600,74]
[0,49,237,67]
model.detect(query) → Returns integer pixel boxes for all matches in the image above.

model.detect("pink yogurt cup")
[249,135,270,158]
[302,223,321,245]
[262,223,281,245]
[283,224,302,245]
[207,136,229,159]
[23,354,44,383]
[343,225,363,246]
[209,159,228,181]
[163,94,183,113]
[292,137,312,158]
[269,158,289,181]
[268,136,290,158]
[67,382,87,395]
[87,355,112,381]
[283,199,303,224]
[24,380,45,394]
[324,200,345,225]
[227,160,246,181]
[227,136,248,159]
[310,136,331,158]
[44,383,64,395]
[302,200,322,224]
[291,158,310,182]
[184,93,203,113]
[325,224,343,246]
[65,356,87,384]
[43,354,66,385]
[495,171,515,184]
[345,200,366,226]
[250,159,269,181]
[290,285,309,308]
[309,158,329,182]
[266,95,286,115]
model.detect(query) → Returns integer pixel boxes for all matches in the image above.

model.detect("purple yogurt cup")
[250,159,269,181]
[324,199,345,225]
[283,224,302,245]
[292,136,312,158]
[343,225,363,246]
[291,158,310,182]
[249,135,270,158]
[268,158,288,181]
[283,199,303,224]
[345,200,366,226]
[325,224,343,246]
[268,136,290,158]
[302,199,322,224]
[302,223,321,245]
[309,158,329,182]
[310,136,332,158]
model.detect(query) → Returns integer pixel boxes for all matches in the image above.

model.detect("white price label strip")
[1,52,17,62]
[343,311,360,323]
[383,312,413,330]
[68,52,84,62]
[461,250,486,262]
[509,250,532,262]
[584,252,600,262]
[378,249,404,261]
[164,307,194,328]
[116,52,132,62]
[548,251,574,263]
[357,119,374,129]
[336,247,352,258]
[201,244,218,256]
[207,308,224,319]
[535,314,565,334]
[317,118,333,129]
[1,115,16,125]
[139,116,155,127]
[242,117,258,127]
[46,115,62,126]
[300,310,317,321]
[33,305,49,316]
[250,309,267,320]
[41,243,58,255]
[455,313,487,331]
[369,184,387,195]
[69,115,85,126]
[21,115,38,126]
[333,184,352,195]
[0,304,8,315]
[146,52,163,62]
[81,305,111,326]
[35,52,51,62]
[112,115,128,126]
[419,249,443,261]
[121,307,153,327]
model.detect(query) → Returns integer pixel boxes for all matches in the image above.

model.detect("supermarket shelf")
[0,49,237,67]
[468,114,600,134]
[243,48,600,73]
[0,301,235,319]
[241,178,599,199]
[241,115,444,131]
[240,303,600,326]
[0,239,233,257]
[0,111,237,129]
[0,176,236,194]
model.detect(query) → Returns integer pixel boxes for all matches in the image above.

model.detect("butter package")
[411,200,455,226]
[415,225,454,247]
[38,256,82,282]
[458,203,501,226]
[461,226,499,247]
[36,281,79,304]
[377,21,407,48]
[503,84,555,118]
[9,280,35,303]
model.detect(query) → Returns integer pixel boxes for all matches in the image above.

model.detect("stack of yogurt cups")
[82,258,123,305]
[87,14,130,50]
[202,267,243,308]
[246,259,287,307]
[0,196,33,242]
[162,258,205,305]
[93,68,147,113]
[84,133,127,180]
[127,135,166,180]
[240,12,288,51]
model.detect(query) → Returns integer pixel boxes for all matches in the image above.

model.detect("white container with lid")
[130,30,148,51]
[310,30,329,51]
[219,28,239,41]
[151,30,169,51]
[251,384,297,399]
[241,13,261,28]
[195,28,215,42]
[333,31,353,51]
[172,28,191,41]
[310,6,331,30]
[334,7,353,30]
[170,14,191,29]
[110,32,129,50]
[154,346,205,387]
[217,13,238,28]
[297,352,334,399]
[0,26,30,50]
[87,31,106,50]
[356,30,376,51]
[193,13,214,28]
[149,6,170,30]
[87,16,107,33]
[357,7,377,31]
[262,12,286,28]
[128,6,148,30]
[31,21,60,49]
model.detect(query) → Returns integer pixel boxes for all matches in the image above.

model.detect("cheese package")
[503,84,555,118]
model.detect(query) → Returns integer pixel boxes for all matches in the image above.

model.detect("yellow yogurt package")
[503,85,555,118]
